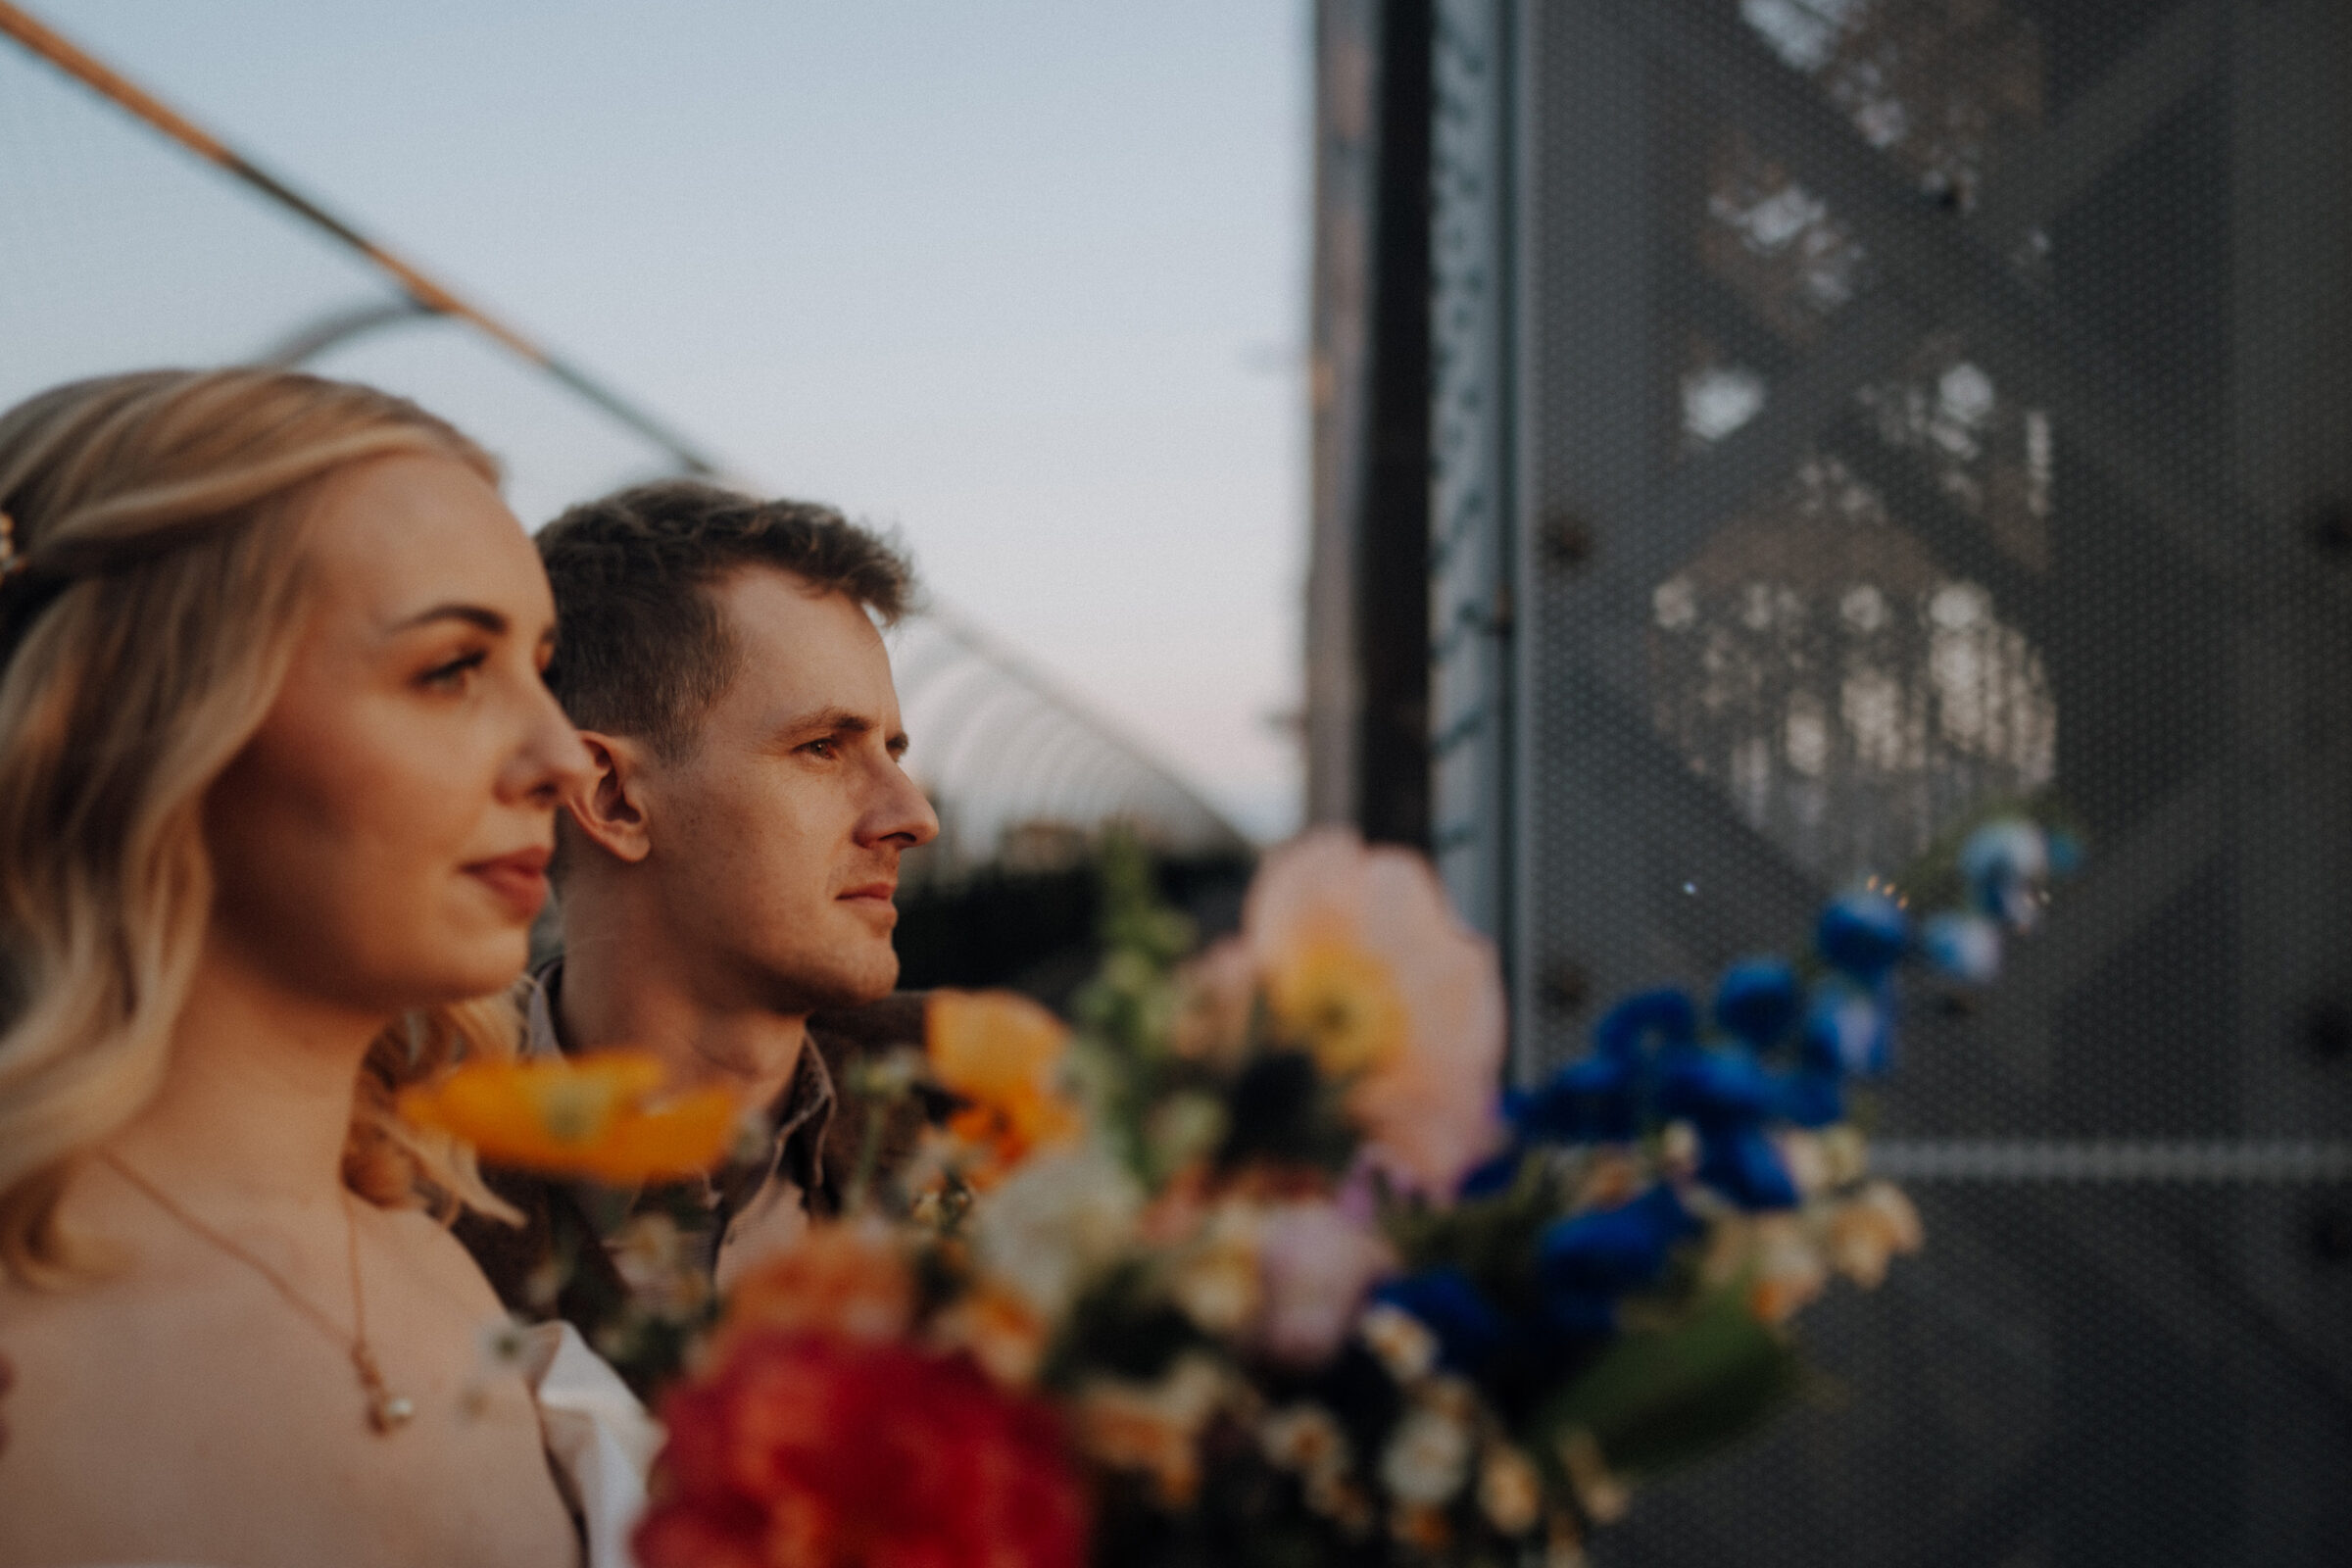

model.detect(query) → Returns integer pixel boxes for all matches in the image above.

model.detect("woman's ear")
[563,731,654,864]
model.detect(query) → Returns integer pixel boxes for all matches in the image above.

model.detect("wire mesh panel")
[1432,0,2352,1560]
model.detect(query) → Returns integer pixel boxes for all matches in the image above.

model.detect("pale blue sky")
[2,1,1310,838]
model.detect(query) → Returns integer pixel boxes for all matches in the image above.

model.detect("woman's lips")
[465,848,552,921]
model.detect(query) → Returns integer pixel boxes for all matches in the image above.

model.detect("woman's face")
[204,453,592,1016]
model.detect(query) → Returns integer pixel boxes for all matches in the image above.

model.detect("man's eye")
[802,738,839,760]
[419,651,488,693]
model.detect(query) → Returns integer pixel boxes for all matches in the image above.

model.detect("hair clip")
[0,511,20,581]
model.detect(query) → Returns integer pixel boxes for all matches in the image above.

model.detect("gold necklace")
[102,1153,416,1434]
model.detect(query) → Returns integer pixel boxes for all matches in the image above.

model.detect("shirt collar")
[523,956,837,1184]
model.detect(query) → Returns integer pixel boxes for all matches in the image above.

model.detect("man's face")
[639,566,939,1012]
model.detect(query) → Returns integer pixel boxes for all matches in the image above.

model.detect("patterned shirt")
[456,964,930,1394]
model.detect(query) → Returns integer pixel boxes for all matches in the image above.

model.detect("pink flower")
[1254,1200,1396,1366]
[1244,829,1506,1193]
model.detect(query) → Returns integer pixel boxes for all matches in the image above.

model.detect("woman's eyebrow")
[387,603,509,636]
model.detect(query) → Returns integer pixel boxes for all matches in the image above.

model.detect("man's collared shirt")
[520,961,839,1291]
[457,964,928,1393]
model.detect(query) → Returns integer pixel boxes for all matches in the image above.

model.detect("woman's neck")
[102,950,389,1211]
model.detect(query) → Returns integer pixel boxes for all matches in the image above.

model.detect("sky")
[0,1,1311,840]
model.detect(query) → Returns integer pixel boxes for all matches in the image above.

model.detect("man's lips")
[837,881,897,904]
[464,846,553,920]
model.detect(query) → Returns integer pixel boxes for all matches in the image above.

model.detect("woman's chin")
[406,933,533,1004]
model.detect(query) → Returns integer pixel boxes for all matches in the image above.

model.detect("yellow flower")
[396,1051,739,1185]
[1243,830,1507,1193]
[925,989,1083,1178]
[1264,925,1410,1078]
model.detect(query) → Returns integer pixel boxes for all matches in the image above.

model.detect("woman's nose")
[508,678,594,805]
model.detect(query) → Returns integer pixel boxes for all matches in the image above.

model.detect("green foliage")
[1528,1286,1802,1478]
[1383,1151,1571,1315]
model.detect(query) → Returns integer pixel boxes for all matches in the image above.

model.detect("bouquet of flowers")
[408,819,2065,1567]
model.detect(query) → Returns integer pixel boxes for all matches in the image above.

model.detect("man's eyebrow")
[778,708,910,753]
[780,706,875,738]
[388,603,510,636]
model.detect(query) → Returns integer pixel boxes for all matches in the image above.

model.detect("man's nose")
[861,756,940,848]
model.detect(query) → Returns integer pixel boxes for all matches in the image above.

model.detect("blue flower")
[1373,1268,1507,1374]
[1511,1054,1642,1144]
[1594,987,1699,1060]
[1714,957,1800,1049]
[1817,890,1910,983]
[1537,1184,1697,1334]
[1922,910,2002,984]
[1960,818,2047,930]
[1775,1068,1844,1128]
[1456,1147,1526,1199]
[1696,1124,1800,1209]
[1801,980,1891,1079]
[1658,1044,1778,1127]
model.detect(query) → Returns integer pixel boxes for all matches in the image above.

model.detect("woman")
[0,368,624,1567]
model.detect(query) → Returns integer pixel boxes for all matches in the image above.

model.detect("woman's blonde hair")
[0,368,525,1284]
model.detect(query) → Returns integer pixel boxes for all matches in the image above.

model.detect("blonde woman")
[0,369,634,1567]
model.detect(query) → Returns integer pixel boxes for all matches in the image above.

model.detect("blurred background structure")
[1311,0,2352,1561]
[0,2,1260,982]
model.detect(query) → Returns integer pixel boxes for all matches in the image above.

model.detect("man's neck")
[554,931,811,1114]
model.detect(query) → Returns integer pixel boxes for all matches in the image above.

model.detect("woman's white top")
[526,1319,661,1568]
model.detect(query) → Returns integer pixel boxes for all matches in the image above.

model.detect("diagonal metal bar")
[1602,294,1919,599]
[1970,0,2225,247]
[1975,762,2228,1037]
[1597,0,2308,620]
[0,3,724,477]
[1817,413,2053,634]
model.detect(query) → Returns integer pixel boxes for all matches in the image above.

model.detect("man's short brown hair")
[537,479,914,760]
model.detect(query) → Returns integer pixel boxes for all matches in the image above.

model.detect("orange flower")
[396,1051,739,1185]
[931,1278,1052,1387]
[926,990,1083,1176]
[721,1217,916,1348]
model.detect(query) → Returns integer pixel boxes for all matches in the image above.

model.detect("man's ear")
[564,731,656,865]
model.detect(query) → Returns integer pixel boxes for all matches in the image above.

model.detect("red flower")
[635,1331,1090,1568]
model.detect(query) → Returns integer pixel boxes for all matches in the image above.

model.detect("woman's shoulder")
[372,1200,510,1314]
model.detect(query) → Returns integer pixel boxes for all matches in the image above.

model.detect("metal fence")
[1325,0,2352,1560]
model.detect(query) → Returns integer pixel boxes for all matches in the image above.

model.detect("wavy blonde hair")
[0,368,525,1284]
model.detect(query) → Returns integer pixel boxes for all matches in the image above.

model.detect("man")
[458,479,940,1382]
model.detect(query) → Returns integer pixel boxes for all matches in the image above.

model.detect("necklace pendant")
[353,1345,414,1434]
[368,1389,417,1433]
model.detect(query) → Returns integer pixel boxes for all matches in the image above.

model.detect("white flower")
[1379,1405,1473,1506]
[972,1143,1143,1319]
[609,1211,710,1320]
[1826,1179,1924,1288]
[1358,1300,1440,1385]
[1478,1442,1544,1536]
[1170,1203,1264,1337]
[1258,1403,1352,1480]
[1749,1212,1829,1323]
